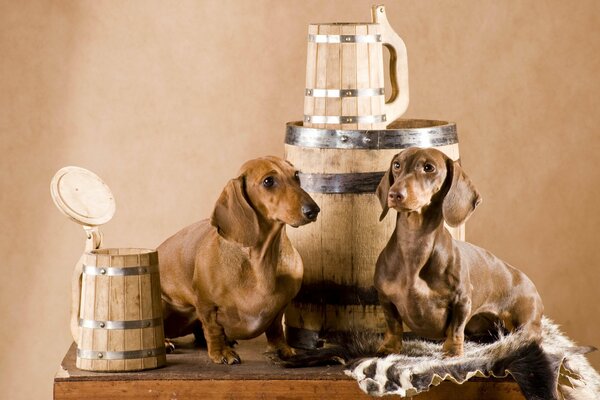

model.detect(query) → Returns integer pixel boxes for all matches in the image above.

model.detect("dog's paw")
[276,345,296,360]
[165,340,176,354]
[209,348,241,365]
[377,337,402,356]
[442,339,464,358]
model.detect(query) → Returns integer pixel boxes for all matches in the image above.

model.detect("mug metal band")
[285,121,459,150]
[299,172,384,194]
[79,317,163,330]
[82,264,158,276]
[308,34,382,43]
[77,347,166,360]
[305,115,386,124]
[305,88,384,98]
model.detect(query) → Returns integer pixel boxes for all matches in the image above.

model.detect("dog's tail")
[274,330,382,368]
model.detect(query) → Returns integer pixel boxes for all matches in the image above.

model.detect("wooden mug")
[304,5,409,130]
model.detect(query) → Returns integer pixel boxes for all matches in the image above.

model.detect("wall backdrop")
[1,1,598,398]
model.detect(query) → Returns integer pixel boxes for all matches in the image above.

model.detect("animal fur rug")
[343,317,599,399]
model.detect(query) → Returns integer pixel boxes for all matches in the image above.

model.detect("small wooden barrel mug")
[304,5,409,130]
[76,248,166,371]
[51,167,166,372]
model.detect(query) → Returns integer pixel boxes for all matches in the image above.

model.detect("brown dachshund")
[158,156,319,364]
[375,147,543,357]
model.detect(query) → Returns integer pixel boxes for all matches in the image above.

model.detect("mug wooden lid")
[51,166,115,226]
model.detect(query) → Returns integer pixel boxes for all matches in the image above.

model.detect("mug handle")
[373,5,409,123]
[71,227,102,344]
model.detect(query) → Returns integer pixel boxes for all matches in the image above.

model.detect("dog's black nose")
[302,204,320,220]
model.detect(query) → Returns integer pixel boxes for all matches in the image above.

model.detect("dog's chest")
[215,239,303,339]
[383,278,451,337]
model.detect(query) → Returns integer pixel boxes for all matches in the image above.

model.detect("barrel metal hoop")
[285,121,459,149]
[308,34,382,43]
[306,88,385,98]
[82,264,158,276]
[299,172,384,194]
[79,317,163,330]
[77,347,166,361]
[304,115,386,124]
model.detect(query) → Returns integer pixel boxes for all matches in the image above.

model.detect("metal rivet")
[99,322,105,328]
[345,37,351,41]
[379,7,384,13]
[100,269,106,275]
[383,115,387,121]
[97,353,103,358]
[363,136,372,143]
[340,135,349,142]
[345,91,352,96]
[145,322,151,328]
[306,116,311,122]
[147,351,153,356]
[306,89,312,95]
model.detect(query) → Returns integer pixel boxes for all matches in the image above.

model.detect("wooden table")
[54,336,525,399]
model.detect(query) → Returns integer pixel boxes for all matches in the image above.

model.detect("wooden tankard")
[304,5,409,130]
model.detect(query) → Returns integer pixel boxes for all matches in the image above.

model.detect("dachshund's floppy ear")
[376,158,396,221]
[442,160,482,227]
[211,176,260,247]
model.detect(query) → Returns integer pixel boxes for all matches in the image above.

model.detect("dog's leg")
[199,307,241,365]
[377,295,404,355]
[265,309,296,359]
[511,295,544,343]
[442,293,471,357]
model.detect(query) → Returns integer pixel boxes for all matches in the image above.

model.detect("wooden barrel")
[76,248,166,371]
[284,119,463,349]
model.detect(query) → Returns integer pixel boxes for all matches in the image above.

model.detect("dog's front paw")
[164,339,176,354]
[276,345,296,360]
[209,347,241,365]
[442,339,464,358]
[377,337,402,355]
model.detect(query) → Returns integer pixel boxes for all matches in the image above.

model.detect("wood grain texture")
[54,337,524,400]
[304,22,387,129]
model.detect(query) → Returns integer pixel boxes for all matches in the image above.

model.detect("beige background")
[1,1,598,398]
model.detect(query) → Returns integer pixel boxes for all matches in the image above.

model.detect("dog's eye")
[423,163,435,173]
[294,171,300,182]
[262,176,274,188]
[393,161,401,170]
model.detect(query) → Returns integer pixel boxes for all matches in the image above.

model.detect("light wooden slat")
[107,254,125,371]
[77,273,95,371]
[325,25,341,119]
[92,273,109,371]
[341,24,357,130]
[124,274,142,371]
[355,25,371,130]
[313,25,329,129]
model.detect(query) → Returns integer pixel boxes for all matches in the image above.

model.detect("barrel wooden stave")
[284,120,462,347]
[76,249,165,372]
